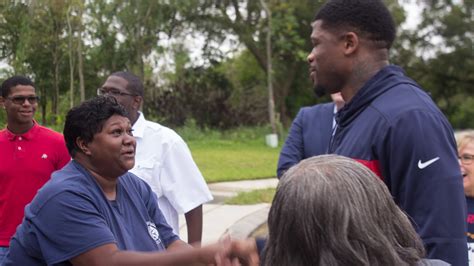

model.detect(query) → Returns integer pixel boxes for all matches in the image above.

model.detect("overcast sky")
[402,1,422,30]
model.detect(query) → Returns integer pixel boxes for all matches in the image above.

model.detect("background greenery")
[177,123,281,182]
[1,2,471,204]
[0,0,472,131]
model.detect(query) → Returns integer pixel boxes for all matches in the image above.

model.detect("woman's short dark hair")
[262,155,424,266]
[314,0,396,49]
[63,96,128,157]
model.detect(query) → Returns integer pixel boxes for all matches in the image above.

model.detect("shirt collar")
[132,112,146,139]
[4,121,39,141]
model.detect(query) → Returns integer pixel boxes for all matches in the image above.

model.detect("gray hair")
[455,129,474,150]
[262,154,424,266]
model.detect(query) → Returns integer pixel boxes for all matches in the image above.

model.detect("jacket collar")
[336,65,417,127]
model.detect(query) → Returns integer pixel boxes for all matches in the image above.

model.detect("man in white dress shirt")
[98,71,213,244]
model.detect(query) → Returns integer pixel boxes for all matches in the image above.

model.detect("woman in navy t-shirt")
[4,96,258,266]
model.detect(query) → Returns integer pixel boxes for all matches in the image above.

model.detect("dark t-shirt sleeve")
[28,191,116,264]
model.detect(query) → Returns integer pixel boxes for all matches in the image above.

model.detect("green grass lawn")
[225,188,276,205]
[188,139,280,183]
[176,123,282,183]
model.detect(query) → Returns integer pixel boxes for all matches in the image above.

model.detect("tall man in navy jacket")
[307,0,467,264]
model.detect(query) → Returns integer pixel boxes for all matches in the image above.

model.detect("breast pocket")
[132,160,163,197]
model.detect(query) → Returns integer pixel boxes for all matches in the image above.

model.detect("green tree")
[0,0,72,124]
[171,0,314,125]
[171,0,408,126]
[403,0,474,128]
[87,0,178,100]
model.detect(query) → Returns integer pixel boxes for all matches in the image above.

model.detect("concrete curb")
[180,178,277,243]
[224,204,270,239]
[208,191,238,204]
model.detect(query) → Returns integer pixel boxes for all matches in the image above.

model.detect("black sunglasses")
[7,96,40,105]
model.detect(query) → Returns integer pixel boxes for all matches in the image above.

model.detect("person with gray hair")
[262,155,448,266]
[455,130,474,263]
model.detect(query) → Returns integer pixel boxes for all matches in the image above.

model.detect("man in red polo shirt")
[0,76,70,263]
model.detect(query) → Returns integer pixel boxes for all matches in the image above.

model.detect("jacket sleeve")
[376,109,467,265]
[277,108,305,178]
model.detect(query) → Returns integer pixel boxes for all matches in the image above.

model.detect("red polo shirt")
[0,123,70,246]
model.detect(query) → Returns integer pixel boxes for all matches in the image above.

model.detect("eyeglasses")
[97,88,135,97]
[459,154,474,165]
[7,96,39,105]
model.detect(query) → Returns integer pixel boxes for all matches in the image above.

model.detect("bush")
[450,96,474,130]
[144,63,268,130]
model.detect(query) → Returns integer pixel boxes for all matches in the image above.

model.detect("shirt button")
[18,137,22,141]
[18,147,22,150]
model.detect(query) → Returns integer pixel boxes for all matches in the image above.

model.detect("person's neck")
[335,101,344,111]
[75,156,118,200]
[7,120,35,135]
[130,111,140,126]
[466,189,474,199]
[341,54,389,103]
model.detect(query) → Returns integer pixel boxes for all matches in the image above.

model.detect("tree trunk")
[77,7,85,102]
[66,7,75,108]
[52,51,60,124]
[275,62,297,127]
[41,87,47,125]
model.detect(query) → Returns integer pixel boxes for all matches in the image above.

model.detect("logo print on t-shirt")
[146,221,163,248]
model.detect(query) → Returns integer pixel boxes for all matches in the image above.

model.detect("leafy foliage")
[401,0,474,128]
[0,0,472,129]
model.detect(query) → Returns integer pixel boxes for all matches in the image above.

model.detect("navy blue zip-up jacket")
[277,102,335,177]
[330,65,467,265]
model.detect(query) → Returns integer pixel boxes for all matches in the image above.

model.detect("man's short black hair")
[64,96,128,157]
[110,71,144,97]
[314,0,396,49]
[1,75,36,97]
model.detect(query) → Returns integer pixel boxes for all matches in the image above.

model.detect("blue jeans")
[0,246,8,266]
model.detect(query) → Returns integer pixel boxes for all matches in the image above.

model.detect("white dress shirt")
[130,112,213,235]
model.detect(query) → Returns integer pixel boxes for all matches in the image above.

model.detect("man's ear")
[76,137,92,155]
[0,96,5,109]
[133,95,143,110]
[342,32,359,56]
